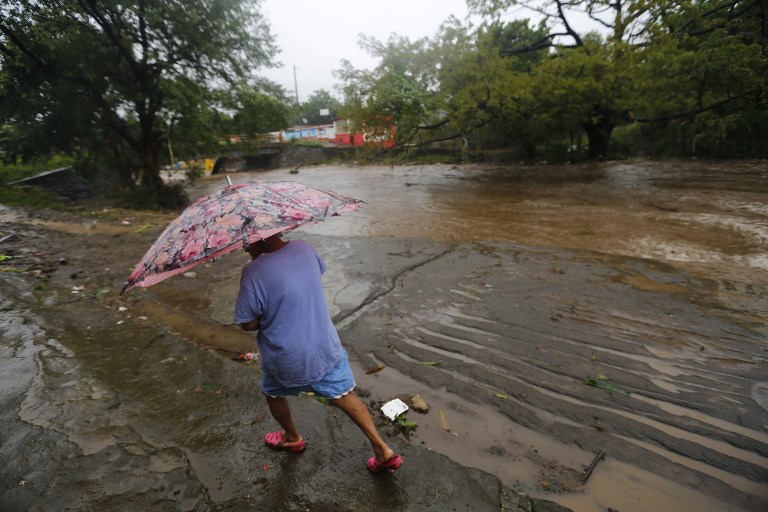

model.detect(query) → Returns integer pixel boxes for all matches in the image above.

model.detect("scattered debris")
[144,333,164,349]
[381,398,409,420]
[365,364,386,375]
[409,394,429,413]
[593,417,609,432]
[397,415,418,431]
[581,449,606,483]
[495,393,509,399]
[183,272,197,278]
[419,361,441,366]
[585,375,628,395]
[439,410,451,432]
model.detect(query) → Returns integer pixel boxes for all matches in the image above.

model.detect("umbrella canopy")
[121,181,362,294]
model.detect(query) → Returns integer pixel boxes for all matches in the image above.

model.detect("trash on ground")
[439,410,451,432]
[496,393,509,399]
[381,398,409,420]
[419,361,441,366]
[397,415,418,430]
[365,364,386,374]
[183,272,197,278]
[409,394,429,413]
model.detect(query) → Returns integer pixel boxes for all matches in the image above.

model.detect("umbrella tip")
[226,175,232,186]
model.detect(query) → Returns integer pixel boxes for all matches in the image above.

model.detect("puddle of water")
[351,357,591,496]
[352,359,752,512]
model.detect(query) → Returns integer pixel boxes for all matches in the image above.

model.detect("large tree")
[0,0,276,206]
[295,89,342,125]
[468,0,767,158]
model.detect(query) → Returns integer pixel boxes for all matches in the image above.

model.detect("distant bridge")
[213,142,348,174]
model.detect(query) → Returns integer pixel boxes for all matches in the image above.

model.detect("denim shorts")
[261,351,356,399]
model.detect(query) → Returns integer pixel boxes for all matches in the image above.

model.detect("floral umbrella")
[121,181,362,294]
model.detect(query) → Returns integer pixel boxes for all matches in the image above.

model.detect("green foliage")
[295,89,342,125]
[585,375,628,395]
[0,186,58,208]
[396,415,418,431]
[338,0,767,160]
[0,154,77,183]
[1,0,278,205]
[228,80,292,135]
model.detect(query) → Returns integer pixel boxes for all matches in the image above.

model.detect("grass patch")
[0,185,63,208]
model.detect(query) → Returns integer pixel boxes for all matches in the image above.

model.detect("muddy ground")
[1,159,767,512]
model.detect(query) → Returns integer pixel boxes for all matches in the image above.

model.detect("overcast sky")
[260,0,473,102]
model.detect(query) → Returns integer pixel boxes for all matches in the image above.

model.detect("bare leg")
[330,392,395,463]
[264,394,303,445]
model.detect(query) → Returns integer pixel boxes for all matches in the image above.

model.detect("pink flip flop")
[264,431,306,453]
[366,454,404,473]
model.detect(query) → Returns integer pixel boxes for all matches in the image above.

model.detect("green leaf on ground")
[419,361,441,366]
[397,416,418,430]
[585,375,628,394]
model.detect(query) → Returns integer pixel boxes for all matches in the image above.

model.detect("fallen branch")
[581,449,606,483]
[144,333,164,349]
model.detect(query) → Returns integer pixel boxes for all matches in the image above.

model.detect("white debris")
[381,398,409,421]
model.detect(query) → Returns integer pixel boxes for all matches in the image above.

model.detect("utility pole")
[293,65,300,104]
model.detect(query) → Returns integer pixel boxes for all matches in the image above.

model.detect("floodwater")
[191,159,768,512]
[2,159,767,511]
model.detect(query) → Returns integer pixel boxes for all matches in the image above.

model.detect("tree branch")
[634,91,758,123]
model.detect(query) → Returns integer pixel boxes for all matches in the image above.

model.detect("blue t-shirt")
[234,240,343,387]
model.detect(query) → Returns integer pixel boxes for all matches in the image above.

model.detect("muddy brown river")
[1,159,766,511]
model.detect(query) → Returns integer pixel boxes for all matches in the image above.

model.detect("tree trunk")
[582,118,614,160]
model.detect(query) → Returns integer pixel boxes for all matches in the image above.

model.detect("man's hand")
[240,319,260,331]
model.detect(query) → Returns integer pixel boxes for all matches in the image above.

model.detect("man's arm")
[240,318,260,331]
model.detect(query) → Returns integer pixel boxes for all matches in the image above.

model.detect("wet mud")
[1,159,766,511]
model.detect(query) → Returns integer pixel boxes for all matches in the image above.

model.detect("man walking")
[235,234,403,473]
